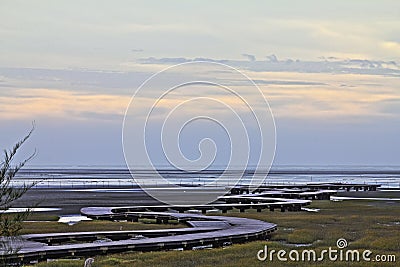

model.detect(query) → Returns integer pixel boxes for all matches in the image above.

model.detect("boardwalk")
[231,183,380,194]
[3,208,277,264]
[2,183,379,264]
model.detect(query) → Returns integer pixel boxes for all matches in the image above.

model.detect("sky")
[0,1,399,167]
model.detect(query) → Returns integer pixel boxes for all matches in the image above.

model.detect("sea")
[12,165,400,189]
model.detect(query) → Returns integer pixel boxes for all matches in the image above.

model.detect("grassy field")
[20,215,184,235]
[27,200,400,267]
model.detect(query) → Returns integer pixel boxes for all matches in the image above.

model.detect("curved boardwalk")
[2,185,354,264]
[3,207,276,264]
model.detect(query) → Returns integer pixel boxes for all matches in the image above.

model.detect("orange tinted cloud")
[0,89,130,120]
[248,71,400,119]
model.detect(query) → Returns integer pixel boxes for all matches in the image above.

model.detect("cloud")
[253,79,326,86]
[382,41,400,54]
[376,98,400,116]
[242,53,256,62]
[266,54,278,62]
[138,56,400,77]
[0,67,149,93]
[1,55,400,122]
[0,88,130,120]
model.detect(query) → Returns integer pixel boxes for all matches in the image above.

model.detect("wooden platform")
[3,184,371,263]
[231,183,380,195]
[3,208,277,264]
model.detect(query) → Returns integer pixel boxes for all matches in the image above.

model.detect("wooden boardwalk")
[3,184,372,264]
[231,183,380,194]
[3,207,277,264]
[107,195,312,214]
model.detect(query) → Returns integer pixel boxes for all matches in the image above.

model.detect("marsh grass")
[20,217,184,235]
[29,200,400,266]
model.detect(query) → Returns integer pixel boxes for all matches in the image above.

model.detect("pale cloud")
[242,54,256,62]
[382,41,400,55]
[0,88,130,120]
[138,57,400,76]
[246,69,400,120]
[1,56,399,122]
[1,1,400,69]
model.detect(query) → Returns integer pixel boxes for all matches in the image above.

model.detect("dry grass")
[20,214,184,235]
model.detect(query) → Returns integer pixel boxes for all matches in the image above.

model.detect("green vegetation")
[1,126,36,236]
[1,126,37,266]
[20,214,184,235]
[29,200,399,266]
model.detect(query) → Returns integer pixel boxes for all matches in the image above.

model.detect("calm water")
[12,166,400,189]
